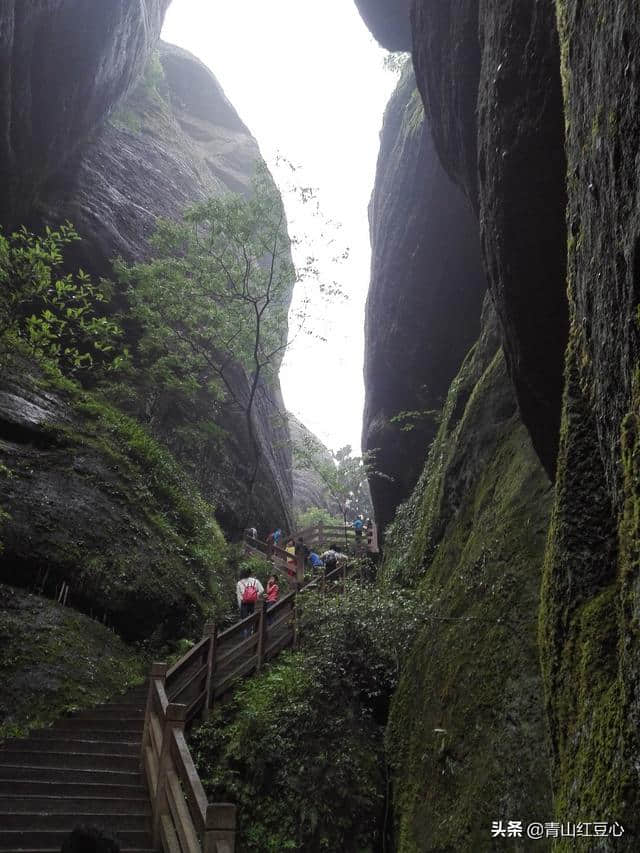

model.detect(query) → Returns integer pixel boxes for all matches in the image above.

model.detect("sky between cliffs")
[162,0,396,455]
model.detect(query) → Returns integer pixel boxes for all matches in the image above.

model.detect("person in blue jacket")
[353,516,364,540]
[309,550,324,574]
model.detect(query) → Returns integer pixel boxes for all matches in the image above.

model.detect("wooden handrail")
[142,543,359,853]
[142,661,237,852]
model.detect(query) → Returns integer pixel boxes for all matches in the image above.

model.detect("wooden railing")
[142,659,236,853]
[142,553,355,852]
[291,521,379,554]
[243,535,304,580]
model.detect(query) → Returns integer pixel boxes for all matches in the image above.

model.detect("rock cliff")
[288,415,335,521]
[0,0,170,227]
[363,65,486,533]
[0,4,296,731]
[0,359,228,642]
[384,299,553,851]
[33,41,294,536]
[357,0,640,846]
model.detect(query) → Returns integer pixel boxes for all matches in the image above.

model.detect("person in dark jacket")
[61,826,120,853]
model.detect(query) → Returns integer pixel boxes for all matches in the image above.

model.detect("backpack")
[242,580,258,604]
[324,552,338,571]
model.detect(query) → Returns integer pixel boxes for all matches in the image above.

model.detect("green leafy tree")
[0,224,124,373]
[115,166,329,518]
[294,435,375,547]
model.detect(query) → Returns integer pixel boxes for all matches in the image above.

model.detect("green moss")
[0,361,232,640]
[539,326,640,846]
[384,329,553,851]
[0,584,146,740]
[109,107,142,134]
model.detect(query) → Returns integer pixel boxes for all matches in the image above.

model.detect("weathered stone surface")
[363,65,486,532]
[38,42,261,273]
[0,584,145,738]
[384,300,553,851]
[0,0,170,227]
[32,42,294,537]
[410,0,568,478]
[288,415,334,520]
[352,0,412,51]
[539,2,640,841]
[0,362,228,641]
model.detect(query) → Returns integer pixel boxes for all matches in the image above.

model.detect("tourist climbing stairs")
[0,535,362,852]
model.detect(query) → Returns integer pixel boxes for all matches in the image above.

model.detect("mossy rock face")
[0,360,230,641]
[385,304,553,852]
[0,584,146,740]
[540,331,639,849]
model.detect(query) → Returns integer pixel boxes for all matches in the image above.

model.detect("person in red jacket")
[265,573,279,626]
[266,573,279,605]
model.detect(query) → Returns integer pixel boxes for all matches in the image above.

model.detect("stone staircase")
[0,683,157,852]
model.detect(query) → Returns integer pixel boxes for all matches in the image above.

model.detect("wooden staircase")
[0,683,155,852]
[0,538,357,852]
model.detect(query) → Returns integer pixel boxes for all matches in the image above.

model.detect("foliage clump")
[0,223,124,375]
[192,582,419,852]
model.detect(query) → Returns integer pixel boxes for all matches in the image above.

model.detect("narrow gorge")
[1,1,639,851]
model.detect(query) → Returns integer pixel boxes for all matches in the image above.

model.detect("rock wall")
[0,3,296,731]
[288,415,335,521]
[384,300,553,851]
[0,0,170,226]
[0,360,228,642]
[411,0,568,479]
[32,41,294,536]
[539,2,640,843]
[357,0,640,846]
[363,65,486,532]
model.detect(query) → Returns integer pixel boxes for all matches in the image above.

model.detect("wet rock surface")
[0,363,228,642]
[411,0,568,478]
[0,0,170,226]
[21,41,294,537]
[363,65,486,532]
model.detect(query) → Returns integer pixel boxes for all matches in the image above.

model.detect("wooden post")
[318,521,324,550]
[321,564,326,596]
[152,702,187,846]
[342,560,347,592]
[202,622,216,720]
[203,803,237,853]
[141,662,167,771]
[292,594,299,650]
[296,551,305,584]
[255,599,266,672]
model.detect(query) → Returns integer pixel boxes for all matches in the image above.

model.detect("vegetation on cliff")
[381,306,553,852]
[193,581,419,852]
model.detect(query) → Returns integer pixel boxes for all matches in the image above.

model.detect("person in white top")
[236,572,264,620]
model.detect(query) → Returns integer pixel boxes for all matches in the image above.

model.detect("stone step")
[1,850,155,853]
[0,750,139,771]
[70,706,146,719]
[0,811,149,830]
[0,830,152,849]
[0,764,143,785]
[10,738,140,756]
[0,779,146,798]
[29,728,142,744]
[52,716,144,732]
[0,795,150,814]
